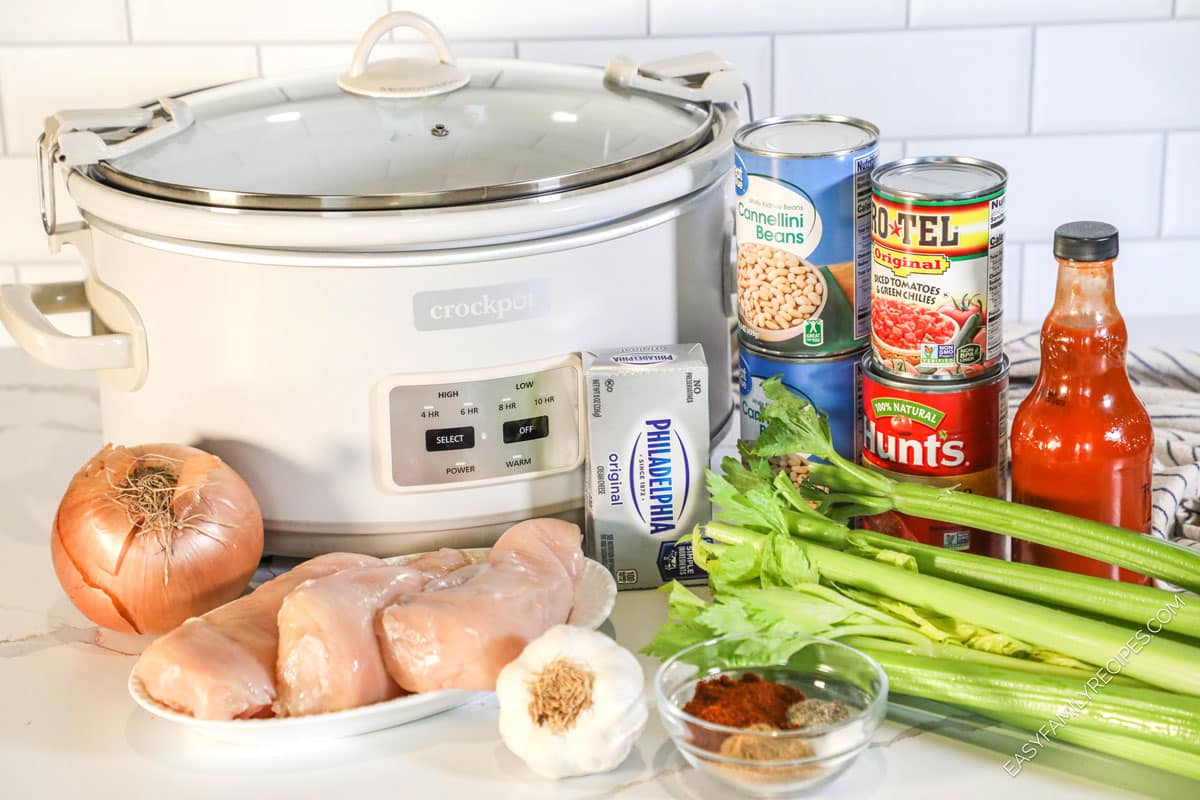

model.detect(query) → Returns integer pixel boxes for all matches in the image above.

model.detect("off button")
[503,415,549,444]
[425,426,475,452]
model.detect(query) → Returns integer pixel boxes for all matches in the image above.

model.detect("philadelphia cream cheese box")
[583,344,710,589]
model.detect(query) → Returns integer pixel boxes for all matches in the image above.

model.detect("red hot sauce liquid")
[1010,256,1153,583]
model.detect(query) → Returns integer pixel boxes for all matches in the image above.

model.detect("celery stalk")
[844,529,1200,641]
[796,540,1200,698]
[987,710,1200,782]
[751,376,1200,593]
[866,649,1200,756]
[704,513,1200,641]
[841,636,1148,687]
[888,482,1200,593]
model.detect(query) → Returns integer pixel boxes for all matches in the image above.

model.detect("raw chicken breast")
[133,552,379,720]
[378,518,584,693]
[274,548,472,717]
[423,562,485,592]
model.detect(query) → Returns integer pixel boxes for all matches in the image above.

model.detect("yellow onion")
[51,443,264,634]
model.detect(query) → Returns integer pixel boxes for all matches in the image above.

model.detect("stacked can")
[862,156,1010,557]
[734,115,879,483]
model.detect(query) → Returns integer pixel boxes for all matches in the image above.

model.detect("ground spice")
[786,698,852,729]
[715,724,822,784]
[683,673,805,730]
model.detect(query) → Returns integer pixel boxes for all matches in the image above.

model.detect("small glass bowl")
[655,634,888,797]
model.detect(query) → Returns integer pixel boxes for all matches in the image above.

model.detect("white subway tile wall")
[1021,240,1199,321]
[775,28,1034,137]
[1031,21,1200,133]
[909,0,1173,27]
[1163,132,1200,238]
[651,0,907,35]
[393,0,647,39]
[0,0,1196,352]
[127,0,389,43]
[0,1,128,43]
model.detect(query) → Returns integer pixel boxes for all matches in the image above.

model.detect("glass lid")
[91,60,715,211]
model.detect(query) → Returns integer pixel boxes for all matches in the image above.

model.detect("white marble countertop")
[1,338,1193,800]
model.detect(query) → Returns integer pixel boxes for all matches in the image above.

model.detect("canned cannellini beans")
[733,115,879,357]
[870,157,1007,380]
[860,354,1009,558]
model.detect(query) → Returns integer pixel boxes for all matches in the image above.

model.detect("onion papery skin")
[50,443,264,634]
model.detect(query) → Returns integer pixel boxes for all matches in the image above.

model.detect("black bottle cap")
[1054,221,1119,262]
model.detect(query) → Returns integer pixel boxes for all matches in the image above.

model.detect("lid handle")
[37,97,194,235]
[604,52,748,111]
[338,12,470,99]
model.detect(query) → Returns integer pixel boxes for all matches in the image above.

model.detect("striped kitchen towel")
[1005,326,1200,553]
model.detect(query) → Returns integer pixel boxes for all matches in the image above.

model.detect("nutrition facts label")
[986,193,1006,363]
[853,151,878,340]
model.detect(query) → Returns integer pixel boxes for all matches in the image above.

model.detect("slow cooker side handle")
[0,223,148,391]
[0,282,130,370]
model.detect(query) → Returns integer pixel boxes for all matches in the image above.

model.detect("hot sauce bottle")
[1011,222,1153,583]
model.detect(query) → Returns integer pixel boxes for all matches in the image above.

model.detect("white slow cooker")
[1,13,743,555]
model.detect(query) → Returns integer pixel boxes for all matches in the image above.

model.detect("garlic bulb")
[496,624,647,779]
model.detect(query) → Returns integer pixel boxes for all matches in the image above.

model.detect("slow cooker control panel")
[376,356,584,492]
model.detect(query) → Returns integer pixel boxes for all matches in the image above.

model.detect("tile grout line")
[1025,26,1036,135]
[123,0,134,42]
[0,15,1190,49]
[767,34,775,119]
[905,0,912,28]
[905,15,1179,31]
[254,44,264,78]
[645,0,651,36]
[901,127,1200,141]
[1157,132,1170,237]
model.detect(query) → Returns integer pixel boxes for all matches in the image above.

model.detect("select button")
[425,426,475,452]
[503,415,550,444]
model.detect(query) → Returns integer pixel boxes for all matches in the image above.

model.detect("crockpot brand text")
[430,293,534,322]
[413,279,551,331]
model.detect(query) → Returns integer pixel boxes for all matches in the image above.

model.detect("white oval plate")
[129,551,616,744]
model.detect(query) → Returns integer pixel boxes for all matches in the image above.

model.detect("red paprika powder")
[683,673,805,741]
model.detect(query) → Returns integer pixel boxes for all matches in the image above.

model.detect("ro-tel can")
[869,156,1007,380]
[860,353,1009,558]
[739,340,865,489]
[733,115,879,357]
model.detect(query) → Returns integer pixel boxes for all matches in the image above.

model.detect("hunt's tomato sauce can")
[860,354,1009,558]
[870,157,1007,380]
